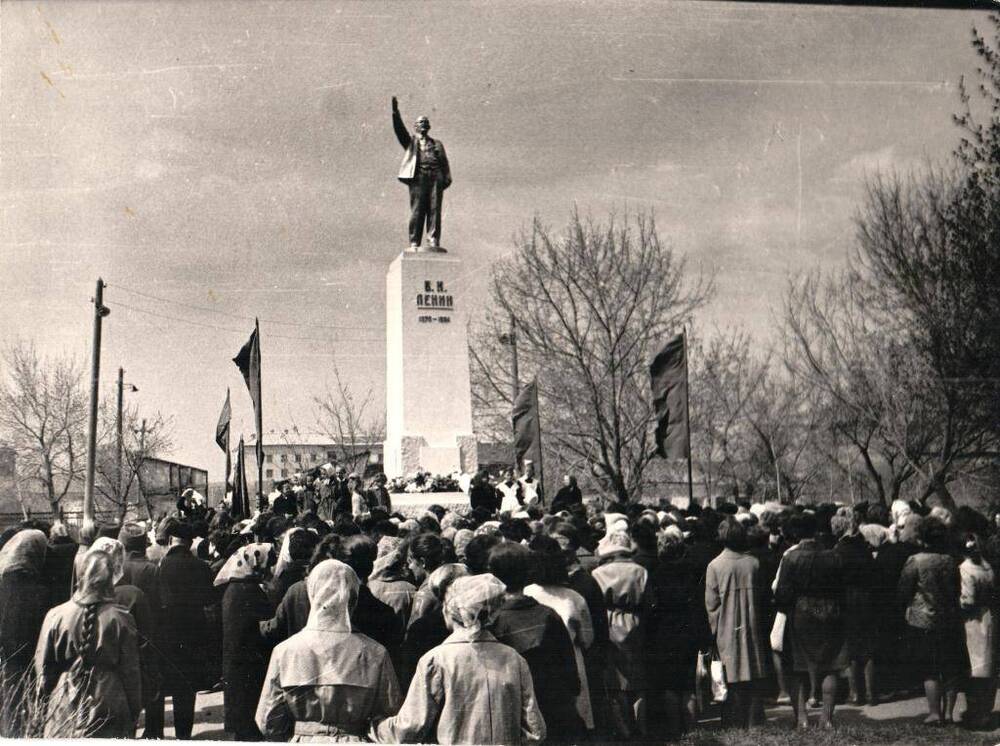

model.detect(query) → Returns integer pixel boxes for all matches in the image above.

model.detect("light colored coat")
[960,558,996,678]
[705,548,769,683]
[525,583,595,730]
[371,628,546,745]
[256,628,400,740]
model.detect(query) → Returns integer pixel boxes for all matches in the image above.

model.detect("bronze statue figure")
[392,96,452,251]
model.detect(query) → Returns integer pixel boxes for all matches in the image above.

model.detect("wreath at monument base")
[388,470,462,494]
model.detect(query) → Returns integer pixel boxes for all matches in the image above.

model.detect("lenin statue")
[392,96,452,251]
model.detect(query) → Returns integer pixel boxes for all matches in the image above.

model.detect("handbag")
[709,650,728,703]
[770,611,787,652]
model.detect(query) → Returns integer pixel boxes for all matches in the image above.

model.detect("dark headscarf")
[0,529,47,576]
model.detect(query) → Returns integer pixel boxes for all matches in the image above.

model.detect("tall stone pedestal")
[383,250,478,478]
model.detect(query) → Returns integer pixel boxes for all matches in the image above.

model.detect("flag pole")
[533,381,545,506]
[255,318,264,512]
[683,328,694,507]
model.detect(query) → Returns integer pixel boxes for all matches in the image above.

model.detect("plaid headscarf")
[443,573,506,632]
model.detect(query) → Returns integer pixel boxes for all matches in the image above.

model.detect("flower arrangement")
[388,470,463,494]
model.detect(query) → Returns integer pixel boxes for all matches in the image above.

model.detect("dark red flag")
[650,332,689,460]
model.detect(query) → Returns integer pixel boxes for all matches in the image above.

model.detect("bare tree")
[0,341,87,518]
[470,210,714,502]
[93,403,173,521]
[314,362,386,476]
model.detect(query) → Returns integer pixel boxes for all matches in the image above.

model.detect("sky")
[1,0,989,479]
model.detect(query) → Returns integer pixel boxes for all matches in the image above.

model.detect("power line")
[105,300,381,344]
[107,282,380,332]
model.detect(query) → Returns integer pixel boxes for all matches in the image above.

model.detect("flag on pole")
[233,320,264,507]
[650,332,689,460]
[215,388,232,490]
[512,379,543,472]
[231,435,251,519]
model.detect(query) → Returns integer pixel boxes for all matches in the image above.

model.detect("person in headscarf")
[87,537,160,733]
[43,521,78,609]
[215,542,275,740]
[371,574,546,745]
[256,559,400,740]
[400,561,469,690]
[368,537,417,657]
[591,531,652,739]
[34,551,142,738]
[872,512,922,702]
[267,528,316,606]
[958,532,996,729]
[0,529,51,734]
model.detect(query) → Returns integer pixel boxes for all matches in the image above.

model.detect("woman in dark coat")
[489,542,584,742]
[648,526,701,738]
[897,517,967,725]
[774,512,848,730]
[0,529,52,735]
[216,542,275,741]
[831,512,877,704]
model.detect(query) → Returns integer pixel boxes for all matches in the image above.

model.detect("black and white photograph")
[2,1,1000,743]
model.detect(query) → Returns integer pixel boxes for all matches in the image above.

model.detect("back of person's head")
[747,524,770,550]
[332,514,361,537]
[629,521,657,554]
[717,516,747,552]
[463,533,502,575]
[418,514,441,535]
[309,533,343,573]
[426,562,470,602]
[528,534,568,586]
[336,534,378,582]
[499,518,531,544]
[488,542,532,590]
[918,516,950,553]
[865,504,890,527]
[288,528,319,563]
[830,512,858,539]
[209,529,234,559]
[717,502,738,516]
[76,551,115,665]
[783,512,817,543]
[549,521,580,552]
[409,532,447,574]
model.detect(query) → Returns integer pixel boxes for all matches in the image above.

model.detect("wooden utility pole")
[116,366,124,504]
[509,313,520,401]
[136,418,153,520]
[82,278,109,538]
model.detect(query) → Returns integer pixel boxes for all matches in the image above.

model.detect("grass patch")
[675,721,998,746]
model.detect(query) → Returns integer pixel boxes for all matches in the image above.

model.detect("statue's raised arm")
[391,96,451,251]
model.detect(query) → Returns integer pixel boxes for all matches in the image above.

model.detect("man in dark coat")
[551,475,583,513]
[153,520,218,740]
[488,543,584,741]
[119,522,161,611]
[468,470,500,514]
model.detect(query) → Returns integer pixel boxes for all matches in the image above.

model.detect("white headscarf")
[305,559,359,632]
[88,536,126,585]
[274,527,304,579]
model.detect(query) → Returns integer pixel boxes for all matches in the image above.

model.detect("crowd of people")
[0,469,997,742]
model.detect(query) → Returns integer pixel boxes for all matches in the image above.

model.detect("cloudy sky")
[1,1,988,477]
